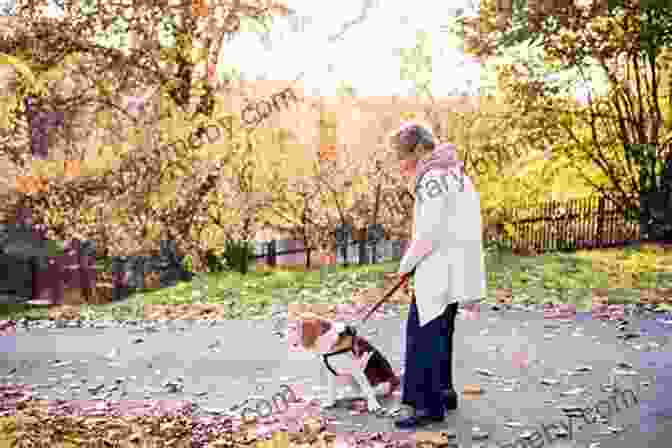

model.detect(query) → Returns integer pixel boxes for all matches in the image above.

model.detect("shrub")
[220,239,257,275]
[204,249,227,273]
[484,239,512,258]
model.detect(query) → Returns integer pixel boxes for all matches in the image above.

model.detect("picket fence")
[502,194,641,253]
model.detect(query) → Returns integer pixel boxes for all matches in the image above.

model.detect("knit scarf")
[415,143,465,184]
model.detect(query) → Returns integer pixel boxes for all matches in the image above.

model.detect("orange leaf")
[462,384,483,394]
[192,0,208,17]
[319,144,337,161]
[15,176,29,193]
[36,176,48,192]
[64,160,80,178]
[16,175,44,194]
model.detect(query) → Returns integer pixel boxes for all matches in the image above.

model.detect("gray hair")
[388,121,436,158]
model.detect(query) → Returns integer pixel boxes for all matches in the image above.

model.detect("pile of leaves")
[0,393,429,448]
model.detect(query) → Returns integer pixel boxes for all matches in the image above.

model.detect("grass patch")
[3,244,672,321]
[485,243,672,309]
[0,302,51,321]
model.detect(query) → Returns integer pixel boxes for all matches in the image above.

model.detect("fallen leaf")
[463,384,483,394]
[512,352,529,369]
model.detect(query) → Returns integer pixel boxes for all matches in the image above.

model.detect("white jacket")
[398,168,486,327]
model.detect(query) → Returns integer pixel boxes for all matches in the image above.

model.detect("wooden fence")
[502,195,640,253]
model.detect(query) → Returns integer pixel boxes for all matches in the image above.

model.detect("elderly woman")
[389,121,486,429]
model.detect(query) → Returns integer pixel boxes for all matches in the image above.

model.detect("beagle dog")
[292,316,400,412]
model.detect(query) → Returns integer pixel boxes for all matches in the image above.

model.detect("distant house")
[0,221,65,300]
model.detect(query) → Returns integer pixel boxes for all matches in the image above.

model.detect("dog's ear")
[300,319,322,347]
[319,319,332,335]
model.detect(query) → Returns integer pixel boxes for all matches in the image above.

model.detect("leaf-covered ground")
[2,244,672,447]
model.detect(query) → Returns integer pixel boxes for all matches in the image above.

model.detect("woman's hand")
[394,272,413,297]
[391,272,411,285]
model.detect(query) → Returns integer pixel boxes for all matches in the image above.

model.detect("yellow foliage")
[96,110,114,128]
[190,82,209,99]
[89,143,125,173]
[63,52,83,66]
[0,53,48,97]
[41,66,65,83]
[175,32,194,61]
[25,160,56,178]
[190,46,209,65]
[400,111,417,121]
[126,127,147,147]
[94,79,114,97]
[159,47,179,64]
[0,94,18,130]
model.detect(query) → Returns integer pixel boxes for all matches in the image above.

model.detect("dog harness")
[321,326,398,387]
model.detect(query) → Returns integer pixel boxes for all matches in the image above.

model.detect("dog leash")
[360,268,415,323]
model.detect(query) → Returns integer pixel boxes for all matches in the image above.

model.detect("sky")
[3,0,605,101]
[222,0,485,98]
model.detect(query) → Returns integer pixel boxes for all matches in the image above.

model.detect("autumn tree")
[34,0,291,118]
[450,0,672,239]
[397,25,538,238]
[0,0,295,271]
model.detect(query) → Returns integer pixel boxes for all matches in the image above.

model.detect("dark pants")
[401,300,458,415]
[442,302,458,391]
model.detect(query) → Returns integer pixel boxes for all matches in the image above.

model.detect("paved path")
[2,308,672,447]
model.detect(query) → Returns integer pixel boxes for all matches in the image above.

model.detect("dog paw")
[373,407,390,418]
[367,400,382,413]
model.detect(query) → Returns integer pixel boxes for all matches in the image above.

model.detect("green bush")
[220,239,257,275]
[204,249,227,273]
[95,256,113,272]
[182,253,196,273]
[484,239,512,256]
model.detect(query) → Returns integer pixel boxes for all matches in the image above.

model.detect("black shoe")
[394,410,444,429]
[443,389,458,411]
